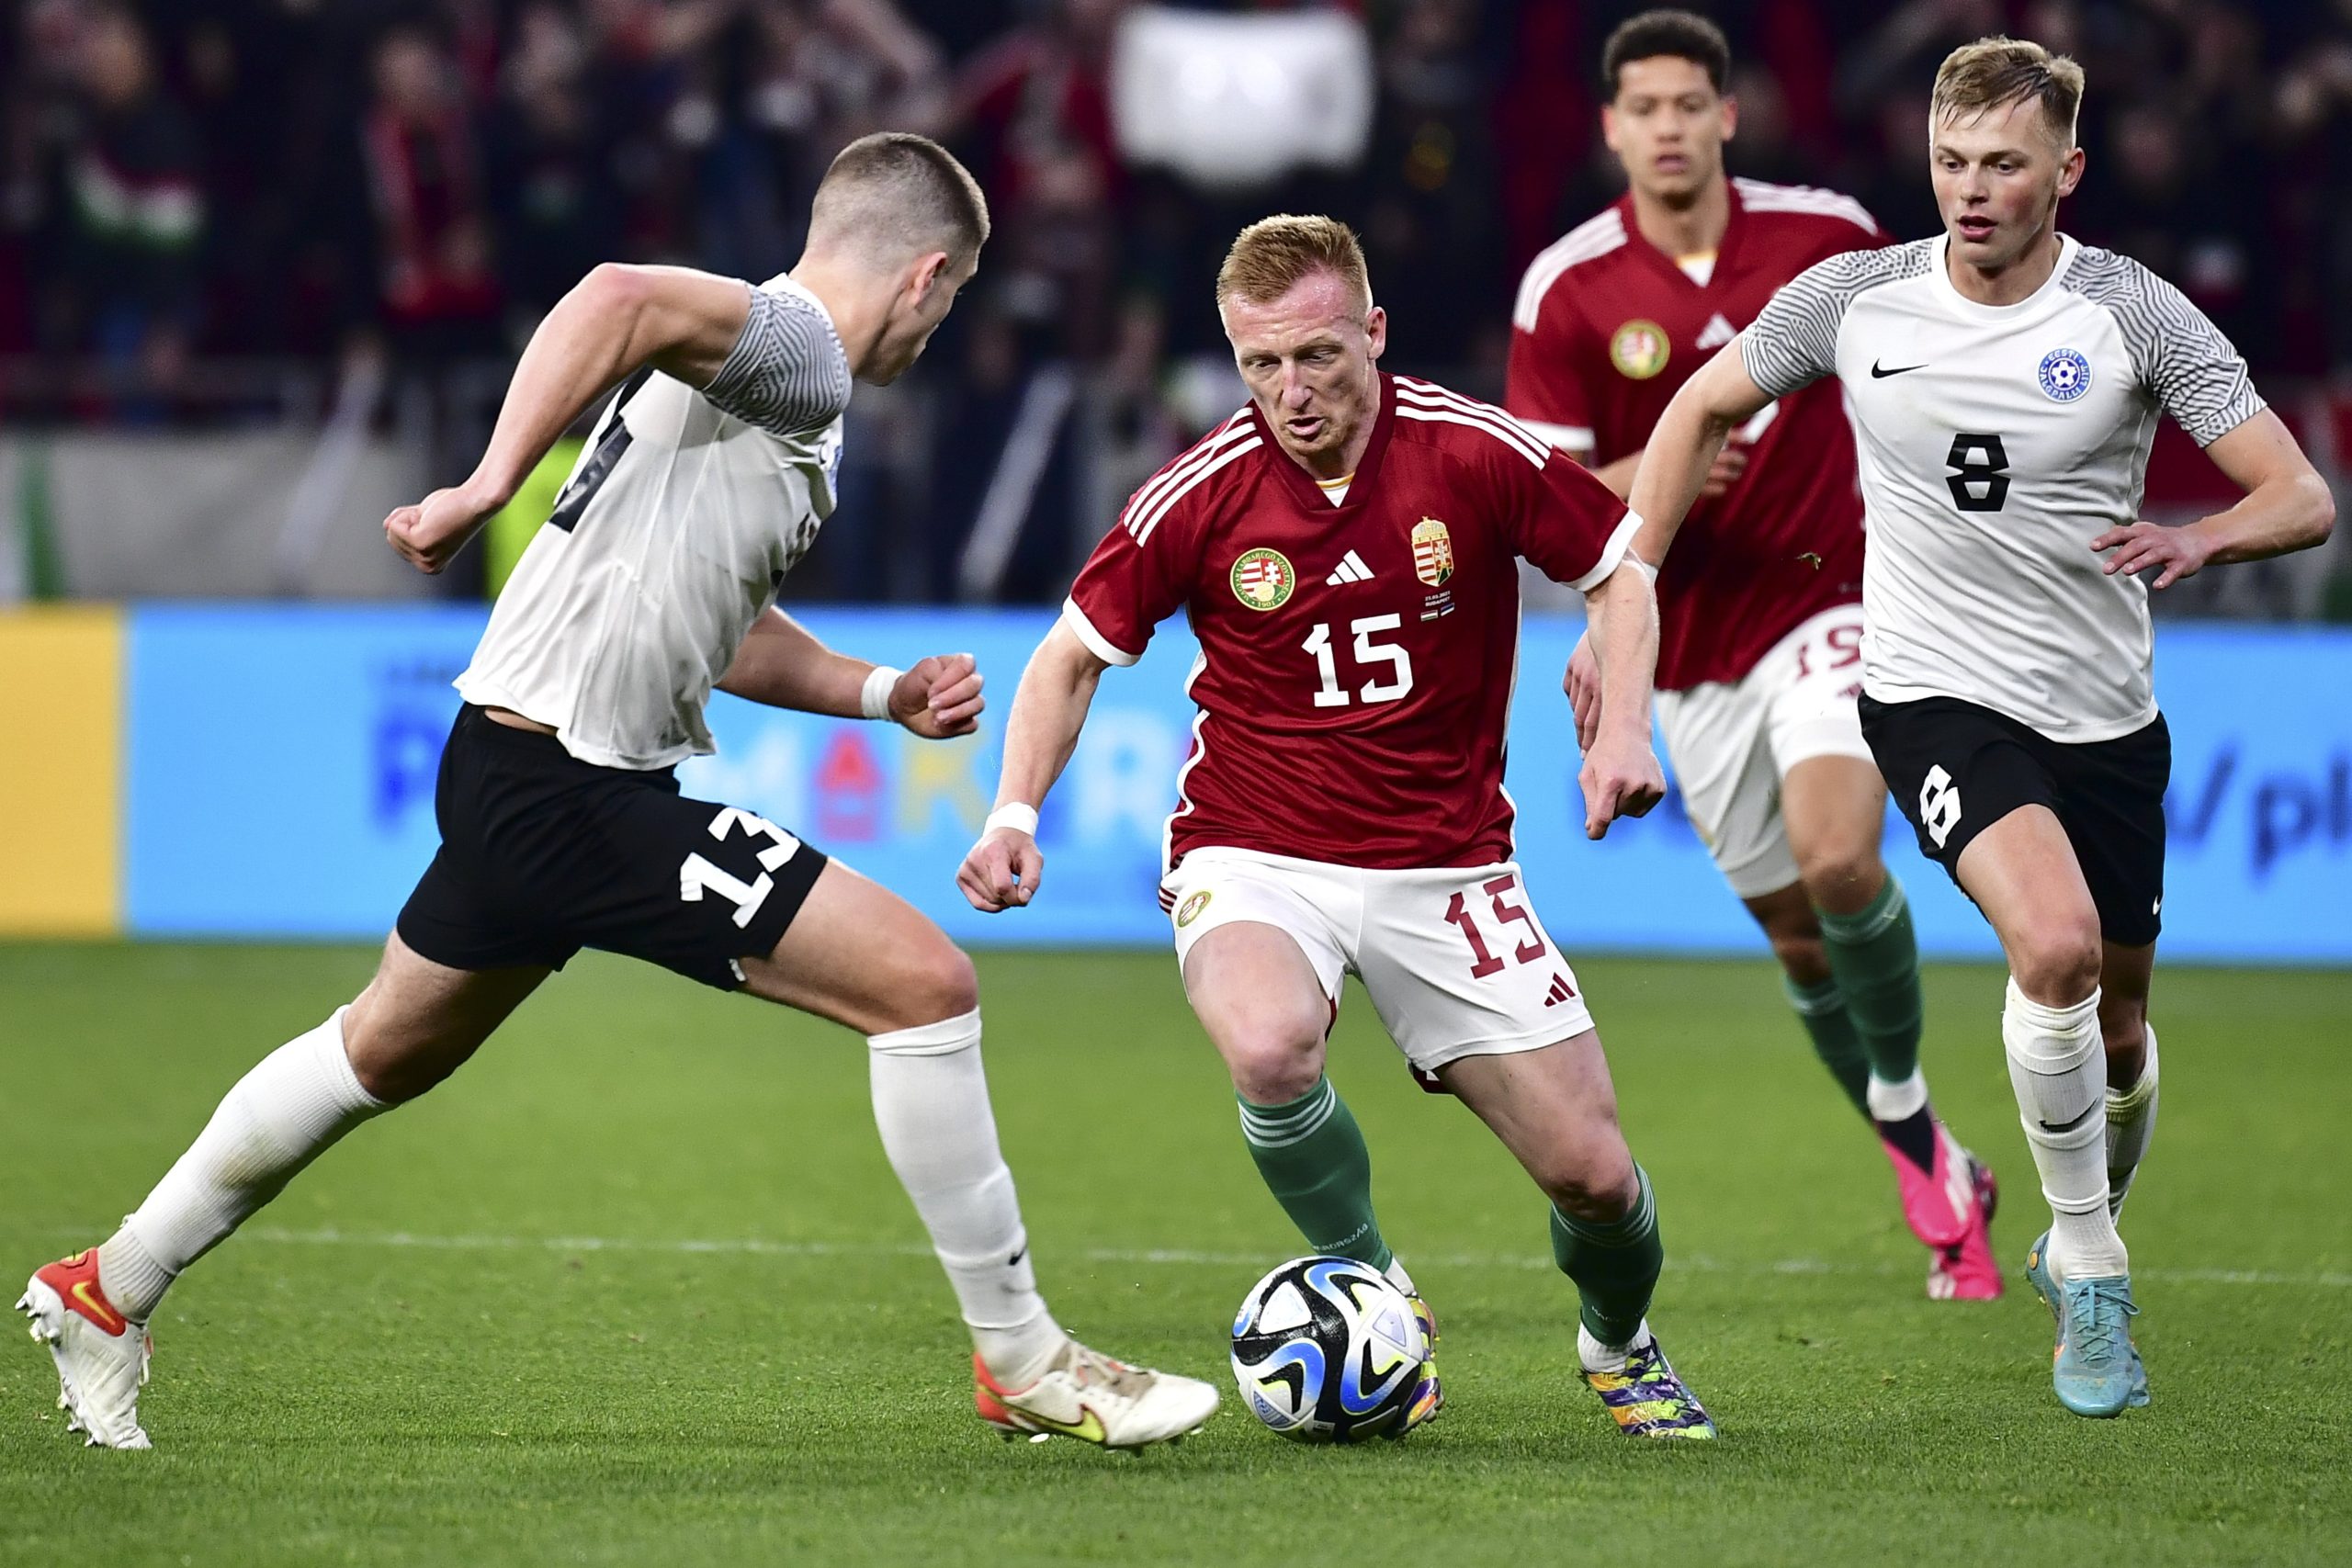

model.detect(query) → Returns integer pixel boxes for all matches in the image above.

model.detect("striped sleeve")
[1741,243,1928,398]
[2063,248,2266,447]
[702,283,854,436]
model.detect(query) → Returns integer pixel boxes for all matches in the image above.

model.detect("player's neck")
[1627,176,1729,265]
[1275,376,1381,485]
[1944,220,2065,307]
[787,258,888,378]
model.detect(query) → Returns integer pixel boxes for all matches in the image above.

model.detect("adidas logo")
[1696,312,1736,351]
[1543,973,1577,1008]
[1326,550,1375,586]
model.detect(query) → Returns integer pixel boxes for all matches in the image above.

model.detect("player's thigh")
[1166,852,1350,1092]
[1954,807,2103,1005]
[344,930,551,1101]
[1351,862,1592,1077]
[2051,712,2171,952]
[1656,680,1796,901]
[1438,1031,1635,1215]
[1780,753,1889,914]
[737,860,977,1037]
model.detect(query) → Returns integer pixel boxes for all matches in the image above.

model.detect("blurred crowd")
[5,0,2351,598]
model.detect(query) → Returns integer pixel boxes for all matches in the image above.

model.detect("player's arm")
[717,607,983,739]
[1623,337,1779,570]
[1577,562,1667,840]
[384,264,757,574]
[2093,411,2336,588]
[956,621,1113,912]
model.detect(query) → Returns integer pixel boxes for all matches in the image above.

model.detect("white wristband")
[860,665,903,721]
[985,803,1039,838]
[1623,553,1659,586]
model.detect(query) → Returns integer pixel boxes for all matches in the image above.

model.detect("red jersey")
[1505,177,1885,690]
[1065,374,1633,873]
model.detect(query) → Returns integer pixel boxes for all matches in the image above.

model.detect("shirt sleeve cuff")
[1521,419,1595,455]
[1564,510,1643,594]
[1061,597,1142,667]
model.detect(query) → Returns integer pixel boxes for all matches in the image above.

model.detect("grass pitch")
[2,943,2347,1566]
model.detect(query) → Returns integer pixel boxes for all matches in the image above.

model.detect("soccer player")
[1627,39,2335,1416]
[19,133,1218,1452]
[958,216,1717,1440]
[1506,9,2000,1301]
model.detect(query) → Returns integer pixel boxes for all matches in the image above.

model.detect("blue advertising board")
[122,604,2352,963]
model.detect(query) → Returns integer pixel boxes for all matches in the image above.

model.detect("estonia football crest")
[1230,547,1295,611]
[2038,347,2091,402]
[1410,518,1454,588]
[1610,319,1670,379]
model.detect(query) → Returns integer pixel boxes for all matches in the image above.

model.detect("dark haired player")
[1630,39,2334,1416]
[1508,8,2000,1300]
[20,133,1218,1452]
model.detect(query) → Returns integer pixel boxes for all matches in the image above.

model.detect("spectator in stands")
[363,21,500,361]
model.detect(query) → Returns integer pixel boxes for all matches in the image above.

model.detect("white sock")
[1577,1317,1654,1375]
[866,1010,1059,1385]
[2107,1023,2160,1221]
[2002,979,2127,1280]
[105,1009,387,1321]
[1382,1258,1418,1297]
[1865,1067,1928,1122]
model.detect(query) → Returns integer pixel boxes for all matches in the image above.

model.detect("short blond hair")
[1216,215,1373,316]
[1932,37,2085,149]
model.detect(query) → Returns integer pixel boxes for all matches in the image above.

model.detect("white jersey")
[457,274,854,769]
[1741,232,2265,742]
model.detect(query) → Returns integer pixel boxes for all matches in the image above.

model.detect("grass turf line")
[2,944,2346,1566]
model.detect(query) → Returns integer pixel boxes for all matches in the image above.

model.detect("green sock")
[1816,874,1924,1089]
[1783,974,1871,1117]
[1238,1077,1392,1269]
[1549,1165,1663,1348]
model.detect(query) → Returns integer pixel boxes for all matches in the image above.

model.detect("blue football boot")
[2024,1230,2147,1416]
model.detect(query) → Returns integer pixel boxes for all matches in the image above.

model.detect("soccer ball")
[1229,1256,1429,1442]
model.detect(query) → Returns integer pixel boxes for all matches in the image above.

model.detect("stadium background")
[0,0,2346,959]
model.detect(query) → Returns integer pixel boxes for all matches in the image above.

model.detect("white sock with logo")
[867,1010,1060,1386]
[102,1009,388,1322]
[2107,1023,2160,1220]
[2002,980,2127,1280]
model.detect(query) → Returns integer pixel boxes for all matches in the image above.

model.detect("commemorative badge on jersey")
[2039,347,2092,402]
[1175,890,1212,928]
[1610,319,1671,380]
[1230,547,1296,611]
[1410,518,1454,588]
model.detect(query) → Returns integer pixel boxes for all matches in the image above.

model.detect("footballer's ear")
[2056,144,2086,200]
[906,249,950,308]
[1364,305,1387,362]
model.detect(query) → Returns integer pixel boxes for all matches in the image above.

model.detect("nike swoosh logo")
[69,1280,126,1337]
[1007,1247,1027,1268]
[1017,1404,1106,1444]
[1870,360,1928,378]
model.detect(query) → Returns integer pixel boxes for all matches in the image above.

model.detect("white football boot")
[973,1338,1218,1450]
[18,1249,153,1450]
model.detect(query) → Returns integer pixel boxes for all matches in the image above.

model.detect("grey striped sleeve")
[2062,247,2265,447]
[702,283,854,436]
[1741,242,1930,398]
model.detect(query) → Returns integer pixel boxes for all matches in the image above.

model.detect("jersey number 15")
[1302,615,1415,708]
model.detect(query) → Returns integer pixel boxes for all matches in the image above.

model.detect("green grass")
[2,945,2348,1566]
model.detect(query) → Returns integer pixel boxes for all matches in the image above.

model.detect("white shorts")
[1160,847,1597,1075]
[1652,604,1877,900]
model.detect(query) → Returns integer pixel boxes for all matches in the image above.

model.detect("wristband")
[984,802,1040,838]
[860,665,903,721]
[1623,553,1660,586]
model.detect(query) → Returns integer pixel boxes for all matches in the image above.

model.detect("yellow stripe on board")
[0,606,122,935]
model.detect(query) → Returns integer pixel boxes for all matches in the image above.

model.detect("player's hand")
[1563,634,1602,752]
[1578,732,1666,840]
[957,828,1042,912]
[384,483,503,575]
[1700,438,1750,500]
[892,653,984,739]
[2092,520,2213,590]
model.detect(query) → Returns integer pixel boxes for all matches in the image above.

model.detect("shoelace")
[1065,1345,1150,1400]
[2067,1280,2138,1363]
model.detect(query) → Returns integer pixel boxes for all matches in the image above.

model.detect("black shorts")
[1859,694,2170,947]
[397,705,830,988]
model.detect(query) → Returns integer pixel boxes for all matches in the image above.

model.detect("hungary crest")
[1610,318,1670,379]
[1230,547,1295,611]
[1410,518,1454,587]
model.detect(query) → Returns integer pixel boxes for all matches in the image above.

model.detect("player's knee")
[1796,841,1883,912]
[1539,1142,1638,1224]
[888,940,979,1031]
[1221,1021,1326,1105]
[1769,932,1831,987]
[2008,919,2102,1007]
